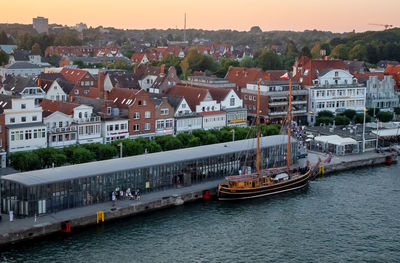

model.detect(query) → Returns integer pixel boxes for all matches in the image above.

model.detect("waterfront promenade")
[0,150,396,247]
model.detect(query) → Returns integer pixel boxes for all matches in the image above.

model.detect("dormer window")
[335,71,339,77]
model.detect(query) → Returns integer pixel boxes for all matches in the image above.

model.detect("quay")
[0,147,397,247]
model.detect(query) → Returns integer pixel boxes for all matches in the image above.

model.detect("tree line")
[9,125,280,172]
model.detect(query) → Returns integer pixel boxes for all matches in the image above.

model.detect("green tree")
[0,31,8,44]
[10,152,41,171]
[112,60,132,70]
[188,137,202,147]
[331,44,348,60]
[286,41,298,56]
[71,147,95,164]
[300,46,312,58]
[348,44,366,61]
[317,110,334,118]
[215,58,239,78]
[73,60,85,68]
[36,148,66,168]
[355,113,371,124]
[315,116,334,126]
[164,137,183,151]
[310,43,321,58]
[0,50,9,65]
[377,112,393,122]
[320,43,331,56]
[176,133,195,147]
[254,49,282,70]
[334,115,350,125]
[145,141,162,153]
[17,33,34,50]
[204,133,218,145]
[342,109,357,121]
[249,26,262,33]
[30,42,41,55]
[239,56,255,68]
[261,124,280,136]
[180,48,217,79]
[97,144,118,160]
[394,107,400,115]
[366,44,379,64]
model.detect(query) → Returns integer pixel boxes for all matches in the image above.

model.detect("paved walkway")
[0,179,224,235]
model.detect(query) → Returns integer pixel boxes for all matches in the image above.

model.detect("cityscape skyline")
[2,0,400,33]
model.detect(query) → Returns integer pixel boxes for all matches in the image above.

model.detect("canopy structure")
[371,128,400,137]
[314,135,357,146]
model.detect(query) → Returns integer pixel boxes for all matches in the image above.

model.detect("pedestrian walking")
[112,191,116,207]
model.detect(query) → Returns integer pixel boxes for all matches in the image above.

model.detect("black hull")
[218,173,310,200]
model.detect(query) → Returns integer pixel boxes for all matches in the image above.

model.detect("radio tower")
[183,12,187,43]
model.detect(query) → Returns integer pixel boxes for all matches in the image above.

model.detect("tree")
[355,113,371,124]
[367,107,379,117]
[204,133,218,145]
[334,115,350,126]
[317,110,334,118]
[315,116,334,126]
[96,144,118,160]
[176,133,195,147]
[330,44,348,60]
[112,60,132,70]
[394,107,400,115]
[320,43,331,56]
[348,44,366,61]
[10,152,41,171]
[286,41,298,56]
[164,137,183,151]
[261,124,280,136]
[366,44,379,64]
[215,58,239,78]
[377,111,393,122]
[0,50,9,66]
[342,109,356,121]
[0,31,8,44]
[17,33,34,50]
[239,57,255,68]
[30,43,41,55]
[188,137,202,147]
[145,141,162,153]
[73,60,85,68]
[249,26,262,33]
[180,48,217,79]
[71,147,95,164]
[300,46,312,58]
[36,148,66,168]
[310,43,321,58]
[254,49,282,70]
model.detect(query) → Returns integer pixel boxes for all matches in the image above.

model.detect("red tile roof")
[131,53,146,63]
[265,70,289,81]
[292,59,349,86]
[384,65,400,90]
[354,72,385,83]
[166,84,209,111]
[40,99,80,115]
[60,68,90,84]
[107,87,146,109]
[225,67,266,90]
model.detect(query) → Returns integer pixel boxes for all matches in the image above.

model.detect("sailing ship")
[217,76,312,200]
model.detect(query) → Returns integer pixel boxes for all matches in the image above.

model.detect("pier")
[0,150,397,247]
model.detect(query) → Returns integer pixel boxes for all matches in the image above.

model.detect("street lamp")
[118,142,123,158]
[362,107,366,153]
[231,129,235,142]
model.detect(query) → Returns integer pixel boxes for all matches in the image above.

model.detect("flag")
[280,72,289,79]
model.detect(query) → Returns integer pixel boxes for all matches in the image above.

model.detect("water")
[2,164,400,263]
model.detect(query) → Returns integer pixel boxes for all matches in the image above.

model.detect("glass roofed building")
[1,135,297,216]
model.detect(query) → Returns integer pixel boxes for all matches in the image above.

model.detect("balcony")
[269,111,287,116]
[50,126,77,133]
[269,101,287,106]
[74,116,101,123]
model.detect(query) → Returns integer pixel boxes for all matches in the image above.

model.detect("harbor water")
[2,163,400,262]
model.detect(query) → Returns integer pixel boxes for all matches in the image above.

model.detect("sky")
[2,0,400,33]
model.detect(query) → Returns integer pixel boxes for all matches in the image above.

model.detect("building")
[60,68,99,98]
[243,80,308,124]
[186,75,236,89]
[150,95,175,136]
[4,97,47,153]
[225,67,266,91]
[44,78,74,102]
[167,95,202,134]
[101,115,129,144]
[357,74,399,112]
[0,62,45,79]
[306,69,366,124]
[33,16,48,34]
[1,135,297,216]
[43,110,77,148]
[0,76,45,105]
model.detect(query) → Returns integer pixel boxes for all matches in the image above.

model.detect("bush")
[36,148,67,168]
[394,107,400,115]
[145,141,162,153]
[188,137,202,147]
[176,133,195,147]
[367,108,379,117]
[164,137,183,150]
[204,133,218,145]
[334,115,350,126]
[261,124,280,136]
[97,144,118,160]
[377,111,393,122]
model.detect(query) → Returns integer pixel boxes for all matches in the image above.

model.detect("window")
[59,121,63,128]
[85,81,90,86]
[81,81,84,86]
[145,111,151,118]
[143,100,147,106]
[21,116,26,122]
[138,100,142,106]
[84,90,89,95]
[90,81,94,86]
[115,124,119,130]
[327,90,335,96]
[182,103,186,108]
[134,112,140,119]
[335,71,339,77]
[244,95,248,100]
[133,124,139,131]
[21,104,26,109]
[147,79,150,84]
[10,118,15,123]
[145,123,150,130]
[107,107,111,115]
[230,98,235,106]
[160,108,169,115]
[75,90,79,95]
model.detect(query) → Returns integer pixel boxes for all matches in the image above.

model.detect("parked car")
[298,149,308,159]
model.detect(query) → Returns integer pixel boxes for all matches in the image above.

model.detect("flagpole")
[287,78,292,171]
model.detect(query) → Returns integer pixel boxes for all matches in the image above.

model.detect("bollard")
[97,211,104,224]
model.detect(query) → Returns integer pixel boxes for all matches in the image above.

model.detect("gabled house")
[60,68,99,98]
[4,97,47,153]
[225,66,266,91]
[0,75,45,104]
[107,87,156,138]
[43,110,77,148]
[167,95,202,134]
[131,53,149,65]
[150,95,175,136]
[103,71,140,93]
[45,78,74,102]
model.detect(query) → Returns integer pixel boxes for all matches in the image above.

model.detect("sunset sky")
[2,0,399,32]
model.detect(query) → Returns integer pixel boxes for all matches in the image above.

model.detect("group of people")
[111,188,140,206]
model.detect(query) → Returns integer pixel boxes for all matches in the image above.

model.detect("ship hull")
[218,172,310,200]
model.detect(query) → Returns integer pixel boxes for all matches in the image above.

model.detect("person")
[119,189,124,200]
[112,191,116,207]
[126,188,133,200]
[135,189,140,201]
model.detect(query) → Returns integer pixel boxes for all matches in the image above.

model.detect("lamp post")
[376,119,379,150]
[231,129,235,142]
[118,142,123,158]
[308,110,313,127]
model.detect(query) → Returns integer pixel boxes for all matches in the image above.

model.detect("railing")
[74,116,101,123]
[50,126,77,133]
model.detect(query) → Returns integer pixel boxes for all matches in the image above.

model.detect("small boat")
[217,77,311,200]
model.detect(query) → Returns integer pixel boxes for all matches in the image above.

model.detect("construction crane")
[368,23,394,30]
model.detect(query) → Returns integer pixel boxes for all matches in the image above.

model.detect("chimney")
[133,67,137,74]
[160,64,166,76]
[325,56,328,61]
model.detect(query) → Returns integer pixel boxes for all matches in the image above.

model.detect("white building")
[45,79,74,102]
[43,111,77,148]
[169,96,202,134]
[33,16,48,34]
[4,98,47,153]
[307,69,367,124]
[101,117,129,144]
[72,105,102,144]
[0,62,45,79]
[365,75,399,112]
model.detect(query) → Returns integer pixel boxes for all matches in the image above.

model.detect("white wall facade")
[73,105,102,144]
[45,80,68,101]
[220,90,243,109]
[366,75,399,111]
[201,112,226,130]
[44,111,77,148]
[101,119,129,144]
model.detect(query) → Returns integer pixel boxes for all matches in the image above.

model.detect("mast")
[256,79,261,176]
[287,78,292,171]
